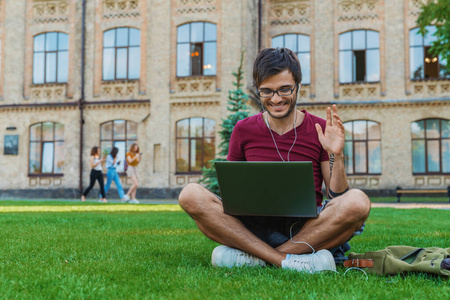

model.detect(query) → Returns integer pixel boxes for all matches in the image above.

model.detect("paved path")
[371,203,450,210]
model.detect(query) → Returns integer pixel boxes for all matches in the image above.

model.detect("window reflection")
[271,34,311,84]
[176,117,216,173]
[33,32,69,84]
[100,120,138,173]
[29,122,64,174]
[177,22,217,77]
[343,120,381,175]
[339,30,380,83]
[411,119,450,174]
[409,26,449,80]
[103,28,141,80]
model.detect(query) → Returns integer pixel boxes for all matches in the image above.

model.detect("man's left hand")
[315,104,345,155]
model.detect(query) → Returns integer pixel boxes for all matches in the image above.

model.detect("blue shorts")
[230,198,365,263]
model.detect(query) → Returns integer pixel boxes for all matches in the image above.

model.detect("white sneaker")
[211,245,266,268]
[129,199,140,204]
[281,249,336,273]
[121,194,130,203]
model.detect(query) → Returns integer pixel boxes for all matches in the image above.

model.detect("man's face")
[258,69,298,120]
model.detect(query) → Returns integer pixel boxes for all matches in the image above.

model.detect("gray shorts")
[220,196,364,263]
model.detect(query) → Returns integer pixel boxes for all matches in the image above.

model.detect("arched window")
[411,119,450,174]
[100,120,138,173]
[176,117,215,173]
[343,120,381,175]
[177,22,217,77]
[409,26,449,80]
[339,30,380,83]
[33,32,69,84]
[29,122,64,174]
[271,34,311,84]
[103,27,141,80]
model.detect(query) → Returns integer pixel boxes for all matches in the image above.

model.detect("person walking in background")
[125,143,142,204]
[81,146,107,203]
[104,147,130,203]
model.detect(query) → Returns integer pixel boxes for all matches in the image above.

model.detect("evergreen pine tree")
[199,52,250,194]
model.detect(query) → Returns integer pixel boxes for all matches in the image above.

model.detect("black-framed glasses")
[257,85,297,98]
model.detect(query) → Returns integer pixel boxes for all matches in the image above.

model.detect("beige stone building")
[0,0,449,199]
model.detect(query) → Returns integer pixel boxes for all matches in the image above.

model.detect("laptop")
[215,161,318,217]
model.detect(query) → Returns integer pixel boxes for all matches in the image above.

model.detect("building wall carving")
[175,0,217,14]
[33,0,69,24]
[29,84,67,102]
[103,0,140,19]
[411,81,450,96]
[348,176,380,188]
[337,0,380,22]
[171,76,217,97]
[268,0,310,26]
[408,0,426,16]
[338,83,380,101]
[100,80,140,99]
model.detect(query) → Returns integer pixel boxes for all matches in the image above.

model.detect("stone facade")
[0,0,449,199]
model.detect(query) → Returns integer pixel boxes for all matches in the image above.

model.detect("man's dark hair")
[110,147,118,159]
[253,47,302,88]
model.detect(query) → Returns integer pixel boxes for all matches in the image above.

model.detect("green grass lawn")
[370,196,450,203]
[0,201,448,299]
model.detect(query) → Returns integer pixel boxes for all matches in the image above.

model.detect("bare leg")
[180,185,370,267]
[126,176,138,198]
[277,189,371,254]
[131,176,138,199]
[179,183,287,266]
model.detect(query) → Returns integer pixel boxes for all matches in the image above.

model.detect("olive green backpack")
[346,246,450,276]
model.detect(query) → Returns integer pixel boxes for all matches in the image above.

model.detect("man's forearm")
[328,153,349,198]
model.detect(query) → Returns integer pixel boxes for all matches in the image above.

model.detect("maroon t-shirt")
[227,110,329,206]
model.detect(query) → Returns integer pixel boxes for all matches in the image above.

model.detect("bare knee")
[341,189,371,221]
[178,183,206,213]
[327,189,370,224]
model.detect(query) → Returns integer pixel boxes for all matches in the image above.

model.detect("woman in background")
[104,147,130,202]
[81,146,107,203]
[125,143,142,204]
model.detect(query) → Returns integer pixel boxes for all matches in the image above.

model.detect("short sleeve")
[227,121,246,161]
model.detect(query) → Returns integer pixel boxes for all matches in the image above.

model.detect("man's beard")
[263,93,297,120]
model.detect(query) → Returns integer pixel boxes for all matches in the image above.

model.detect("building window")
[343,120,381,175]
[411,119,450,174]
[29,122,64,175]
[33,32,69,84]
[410,26,449,80]
[339,30,380,83]
[272,34,311,85]
[103,27,141,81]
[100,120,137,173]
[177,22,217,77]
[176,117,215,173]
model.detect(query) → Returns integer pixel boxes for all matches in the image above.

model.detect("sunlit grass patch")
[0,204,182,213]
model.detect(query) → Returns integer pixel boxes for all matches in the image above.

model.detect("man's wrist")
[329,152,344,158]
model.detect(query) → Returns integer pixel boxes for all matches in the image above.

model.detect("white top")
[93,157,103,171]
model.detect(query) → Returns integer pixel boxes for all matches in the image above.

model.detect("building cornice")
[298,97,450,108]
[0,99,151,111]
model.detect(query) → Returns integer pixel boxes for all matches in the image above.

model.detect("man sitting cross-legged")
[178,47,371,273]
